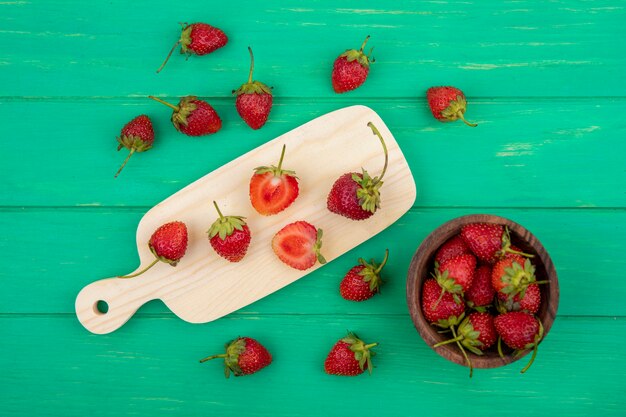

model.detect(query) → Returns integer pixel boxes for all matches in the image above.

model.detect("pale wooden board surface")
[75,106,416,334]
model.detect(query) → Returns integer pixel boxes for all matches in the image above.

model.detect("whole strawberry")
[332,35,374,93]
[327,122,388,220]
[234,47,273,130]
[114,115,154,178]
[272,221,326,270]
[199,337,271,378]
[421,278,466,328]
[433,253,477,301]
[465,264,495,309]
[324,332,377,376]
[207,201,251,262]
[497,283,541,314]
[340,249,389,301]
[157,22,228,73]
[434,312,497,377]
[250,145,299,215]
[119,221,188,278]
[460,223,532,264]
[149,95,222,136]
[492,254,547,301]
[435,235,470,264]
[495,311,543,373]
[427,86,477,127]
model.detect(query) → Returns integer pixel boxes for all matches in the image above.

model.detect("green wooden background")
[2,1,625,416]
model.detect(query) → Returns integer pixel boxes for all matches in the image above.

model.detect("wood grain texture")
[407,214,559,368]
[75,106,416,334]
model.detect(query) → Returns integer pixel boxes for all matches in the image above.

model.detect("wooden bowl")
[406,214,559,369]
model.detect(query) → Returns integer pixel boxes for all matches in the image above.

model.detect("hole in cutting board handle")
[94,300,109,315]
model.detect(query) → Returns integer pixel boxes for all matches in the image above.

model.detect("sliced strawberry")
[272,221,326,270]
[250,145,299,215]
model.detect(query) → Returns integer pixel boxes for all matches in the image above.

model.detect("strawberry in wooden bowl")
[406,214,559,376]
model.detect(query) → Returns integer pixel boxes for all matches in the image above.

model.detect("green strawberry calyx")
[253,145,297,178]
[313,228,327,265]
[497,227,534,259]
[156,23,194,73]
[148,95,198,132]
[353,122,389,214]
[440,94,478,127]
[339,35,375,69]
[234,46,272,96]
[432,261,464,305]
[114,134,152,178]
[433,315,477,377]
[500,259,549,300]
[199,337,248,378]
[357,249,389,293]
[208,201,247,241]
[341,331,378,375]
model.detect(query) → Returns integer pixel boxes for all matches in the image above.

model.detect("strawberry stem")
[432,287,446,310]
[199,353,227,363]
[497,337,504,358]
[276,144,286,172]
[367,122,388,183]
[364,343,378,349]
[247,46,254,84]
[118,258,159,279]
[213,201,224,220]
[520,344,538,374]
[433,334,464,348]
[457,111,477,127]
[375,249,389,274]
[148,95,179,112]
[359,35,371,52]
[114,148,135,178]
[156,40,181,73]
[451,326,473,377]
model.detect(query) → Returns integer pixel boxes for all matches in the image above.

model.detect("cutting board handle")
[75,273,158,334]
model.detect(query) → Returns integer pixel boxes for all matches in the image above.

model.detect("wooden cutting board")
[75,105,416,334]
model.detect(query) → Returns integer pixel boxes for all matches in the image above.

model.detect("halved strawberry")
[272,221,326,270]
[250,145,299,215]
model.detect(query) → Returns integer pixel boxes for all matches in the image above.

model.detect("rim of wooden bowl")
[406,214,559,369]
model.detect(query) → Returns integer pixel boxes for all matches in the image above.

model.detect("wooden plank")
[2,208,624,316]
[0,1,624,98]
[1,98,624,208]
[74,105,416,334]
[1,315,624,416]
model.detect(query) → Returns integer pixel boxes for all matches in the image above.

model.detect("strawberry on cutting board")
[340,249,389,301]
[149,95,222,136]
[426,86,477,127]
[272,221,326,270]
[234,47,273,130]
[332,36,374,93]
[114,115,154,178]
[324,332,377,376]
[200,337,271,378]
[250,145,299,215]
[207,201,251,262]
[118,221,188,278]
[327,122,388,220]
[157,22,228,73]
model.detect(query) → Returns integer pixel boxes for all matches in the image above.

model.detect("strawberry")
[272,221,326,270]
[435,253,477,295]
[460,223,532,264]
[149,95,221,136]
[119,221,188,278]
[114,115,154,178]
[434,312,497,377]
[435,235,470,264]
[199,337,271,378]
[157,22,228,73]
[324,332,377,376]
[327,122,388,220]
[207,201,251,262]
[249,145,299,215]
[497,283,541,314]
[234,47,273,130]
[421,279,466,327]
[426,86,477,127]
[492,254,547,301]
[465,264,495,309]
[331,36,374,93]
[340,249,389,301]
[494,312,543,373]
